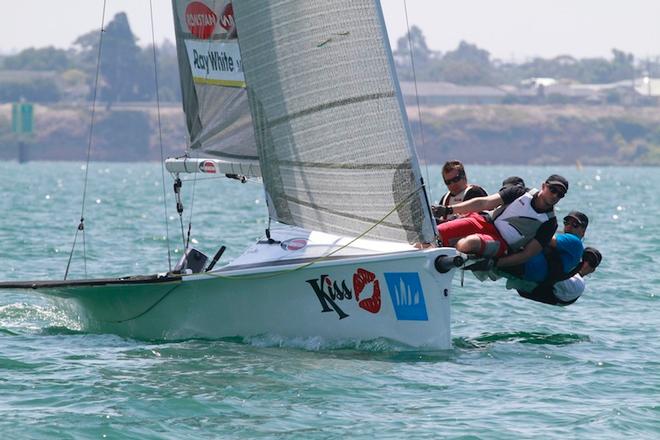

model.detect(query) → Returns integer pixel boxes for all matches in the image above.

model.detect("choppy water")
[1,162,658,439]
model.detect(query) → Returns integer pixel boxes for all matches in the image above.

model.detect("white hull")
[2,227,460,349]
[32,247,456,349]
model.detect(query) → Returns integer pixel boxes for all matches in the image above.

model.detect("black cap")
[502,176,525,188]
[564,210,589,228]
[545,174,569,192]
[583,247,602,268]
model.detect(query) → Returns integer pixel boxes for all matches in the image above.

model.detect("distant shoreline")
[2,103,659,165]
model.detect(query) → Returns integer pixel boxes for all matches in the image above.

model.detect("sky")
[1,1,660,61]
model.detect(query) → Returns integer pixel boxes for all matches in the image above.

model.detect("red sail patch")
[353,268,381,314]
[185,2,217,39]
[220,3,235,32]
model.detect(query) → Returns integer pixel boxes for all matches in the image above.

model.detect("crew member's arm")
[498,217,558,268]
[496,239,543,267]
[449,193,503,215]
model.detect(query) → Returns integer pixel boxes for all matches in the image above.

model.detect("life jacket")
[439,185,476,221]
[489,189,555,251]
[440,184,475,206]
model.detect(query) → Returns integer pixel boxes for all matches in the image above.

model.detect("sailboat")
[0,0,462,349]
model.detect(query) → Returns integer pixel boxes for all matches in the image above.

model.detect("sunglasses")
[563,219,582,228]
[548,185,566,198]
[444,173,464,185]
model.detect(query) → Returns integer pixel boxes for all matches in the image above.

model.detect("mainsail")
[172,0,436,244]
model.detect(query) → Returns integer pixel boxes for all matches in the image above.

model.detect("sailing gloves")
[431,205,453,218]
[466,257,498,272]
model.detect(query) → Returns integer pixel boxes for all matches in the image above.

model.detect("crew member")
[517,247,602,306]
[432,160,487,223]
[434,174,569,268]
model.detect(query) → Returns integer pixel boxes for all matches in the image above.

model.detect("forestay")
[234,0,436,244]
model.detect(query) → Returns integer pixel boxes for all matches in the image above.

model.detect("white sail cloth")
[171,0,436,244]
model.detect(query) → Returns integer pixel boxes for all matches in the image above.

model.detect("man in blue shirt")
[518,247,602,306]
[502,210,589,289]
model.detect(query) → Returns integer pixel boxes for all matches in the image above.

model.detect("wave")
[454,331,590,349]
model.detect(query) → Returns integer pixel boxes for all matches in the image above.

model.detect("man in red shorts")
[434,174,568,269]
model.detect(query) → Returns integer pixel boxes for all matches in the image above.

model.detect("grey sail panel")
[234,0,436,243]
[171,0,258,161]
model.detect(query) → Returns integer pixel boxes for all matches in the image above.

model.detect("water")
[1,162,658,439]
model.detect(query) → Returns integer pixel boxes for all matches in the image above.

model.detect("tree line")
[0,13,180,105]
[394,26,657,86]
[2,16,659,104]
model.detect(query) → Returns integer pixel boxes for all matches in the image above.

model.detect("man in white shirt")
[517,247,602,306]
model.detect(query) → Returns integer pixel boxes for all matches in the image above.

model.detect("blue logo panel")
[384,272,428,321]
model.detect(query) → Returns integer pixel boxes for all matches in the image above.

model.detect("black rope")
[64,220,83,280]
[149,0,173,272]
[185,164,199,250]
[173,177,186,250]
[65,0,107,280]
[104,284,181,323]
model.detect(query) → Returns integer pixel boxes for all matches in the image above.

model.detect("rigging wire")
[403,0,433,204]
[64,0,108,280]
[185,163,199,250]
[149,0,173,272]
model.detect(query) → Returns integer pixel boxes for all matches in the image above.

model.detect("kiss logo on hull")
[306,268,381,319]
[353,268,381,314]
[280,238,307,251]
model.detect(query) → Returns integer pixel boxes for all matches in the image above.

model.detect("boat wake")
[454,331,590,349]
[39,326,86,337]
[0,302,81,333]
[241,333,451,353]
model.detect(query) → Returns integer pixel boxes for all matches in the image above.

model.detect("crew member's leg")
[456,232,507,257]
[437,213,485,247]
[438,213,507,257]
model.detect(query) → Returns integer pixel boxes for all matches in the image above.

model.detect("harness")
[489,189,555,251]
